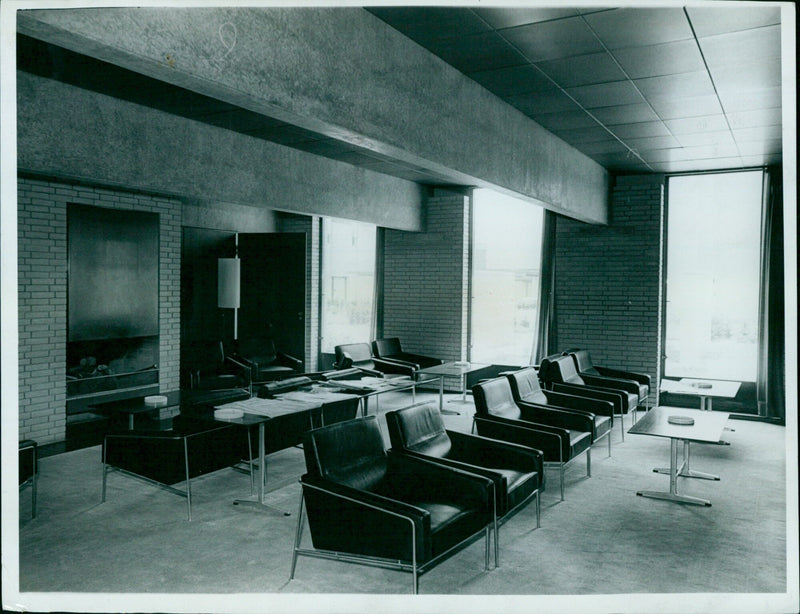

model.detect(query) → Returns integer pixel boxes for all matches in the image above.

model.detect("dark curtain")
[533,211,558,365]
[756,165,785,422]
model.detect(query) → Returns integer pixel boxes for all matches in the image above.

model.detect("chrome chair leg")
[290,493,306,580]
[586,448,591,478]
[183,439,192,521]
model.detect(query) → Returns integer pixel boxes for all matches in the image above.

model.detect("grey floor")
[13,388,792,613]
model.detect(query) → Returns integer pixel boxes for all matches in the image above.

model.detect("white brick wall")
[17,177,182,444]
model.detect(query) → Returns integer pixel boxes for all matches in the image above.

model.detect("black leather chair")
[236,337,303,391]
[472,377,592,501]
[540,354,637,440]
[183,340,250,392]
[385,402,542,566]
[333,342,416,377]
[291,416,496,593]
[102,415,248,520]
[507,367,614,457]
[566,348,651,409]
[19,439,38,519]
[371,337,444,369]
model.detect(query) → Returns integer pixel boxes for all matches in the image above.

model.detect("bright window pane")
[471,189,544,365]
[665,171,763,381]
[320,218,377,353]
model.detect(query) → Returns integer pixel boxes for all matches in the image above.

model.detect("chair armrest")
[300,474,431,562]
[374,358,416,377]
[447,429,543,477]
[580,373,640,396]
[594,366,650,388]
[552,383,629,414]
[277,352,304,370]
[473,416,566,461]
[517,402,595,434]
[225,355,253,383]
[387,451,494,511]
[378,356,422,370]
[542,390,615,418]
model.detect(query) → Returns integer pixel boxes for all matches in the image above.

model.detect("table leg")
[638,438,712,506]
[233,422,291,516]
[441,375,462,415]
[128,414,134,430]
[447,373,472,408]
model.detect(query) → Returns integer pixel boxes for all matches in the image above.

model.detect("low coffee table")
[91,390,182,430]
[416,362,490,415]
[659,378,741,412]
[628,406,729,506]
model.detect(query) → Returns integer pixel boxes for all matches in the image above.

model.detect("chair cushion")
[595,415,612,438]
[473,378,521,419]
[508,368,549,405]
[387,403,453,457]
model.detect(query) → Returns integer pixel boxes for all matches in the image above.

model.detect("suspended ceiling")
[17,4,786,182]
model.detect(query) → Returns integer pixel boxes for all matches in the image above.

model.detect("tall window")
[664,170,764,381]
[471,189,545,365]
[320,218,377,353]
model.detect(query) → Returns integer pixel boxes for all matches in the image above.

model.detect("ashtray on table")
[668,415,695,426]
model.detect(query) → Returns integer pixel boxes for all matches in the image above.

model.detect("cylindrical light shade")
[217,258,240,308]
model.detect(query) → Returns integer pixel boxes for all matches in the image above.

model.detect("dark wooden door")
[181,227,237,343]
[237,233,306,365]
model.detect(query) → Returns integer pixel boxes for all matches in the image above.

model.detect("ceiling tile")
[423,31,528,73]
[576,139,631,155]
[506,88,584,115]
[711,59,782,94]
[367,7,492,41]
[553,126,617,144]
[612,40,705,79]
[473,7,580,30]
[634,71,715,99]
[531,110,601,131]
[664,115,729,134]
[582,7,693,50]
[641,148,691,163]
[681,143,741,160]
[647,94,723,119]
[502,16,604,62]
[736,139,783,156]
[591,103,660,125]
[468,64,554,97]
[676,131,736,148]
[718,86,782,112]
[657,158,744,172]
[589,152,650,170]
[535,52,626,87]
[685,5,782,38]
[609,121,672,139]
[732,125,783,143]
[623,134,682,150]
[698,25,782,68]
[727,107,783,129]
[566,80,644,108]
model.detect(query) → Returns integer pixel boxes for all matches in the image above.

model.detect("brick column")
[553,173,664,404]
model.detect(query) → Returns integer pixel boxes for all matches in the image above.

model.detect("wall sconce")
[218,257,240,339]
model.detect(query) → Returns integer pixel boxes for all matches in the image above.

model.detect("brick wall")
[552,173,664,403]
[383,189,470,363]
[278,213,320,372]
[17,176,181,444]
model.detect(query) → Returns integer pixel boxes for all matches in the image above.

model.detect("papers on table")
[215,397,318,418]
[278,390,358,404]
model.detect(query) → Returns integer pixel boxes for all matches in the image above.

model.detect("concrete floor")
[11,389,793,614]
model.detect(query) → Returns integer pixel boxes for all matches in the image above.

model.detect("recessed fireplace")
[66,203,160,416]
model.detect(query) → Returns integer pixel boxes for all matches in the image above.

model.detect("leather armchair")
[507,367,614,456]
[472,377,592,501]
[566,348,650,406]
[540,354,638,439]
[371,337,444,369]
[19,439,38,519]
[291,416,496,593]
[235,337,303,389]
[333,343,416,378]
[183,340,250,392]
[385,402,542,565]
